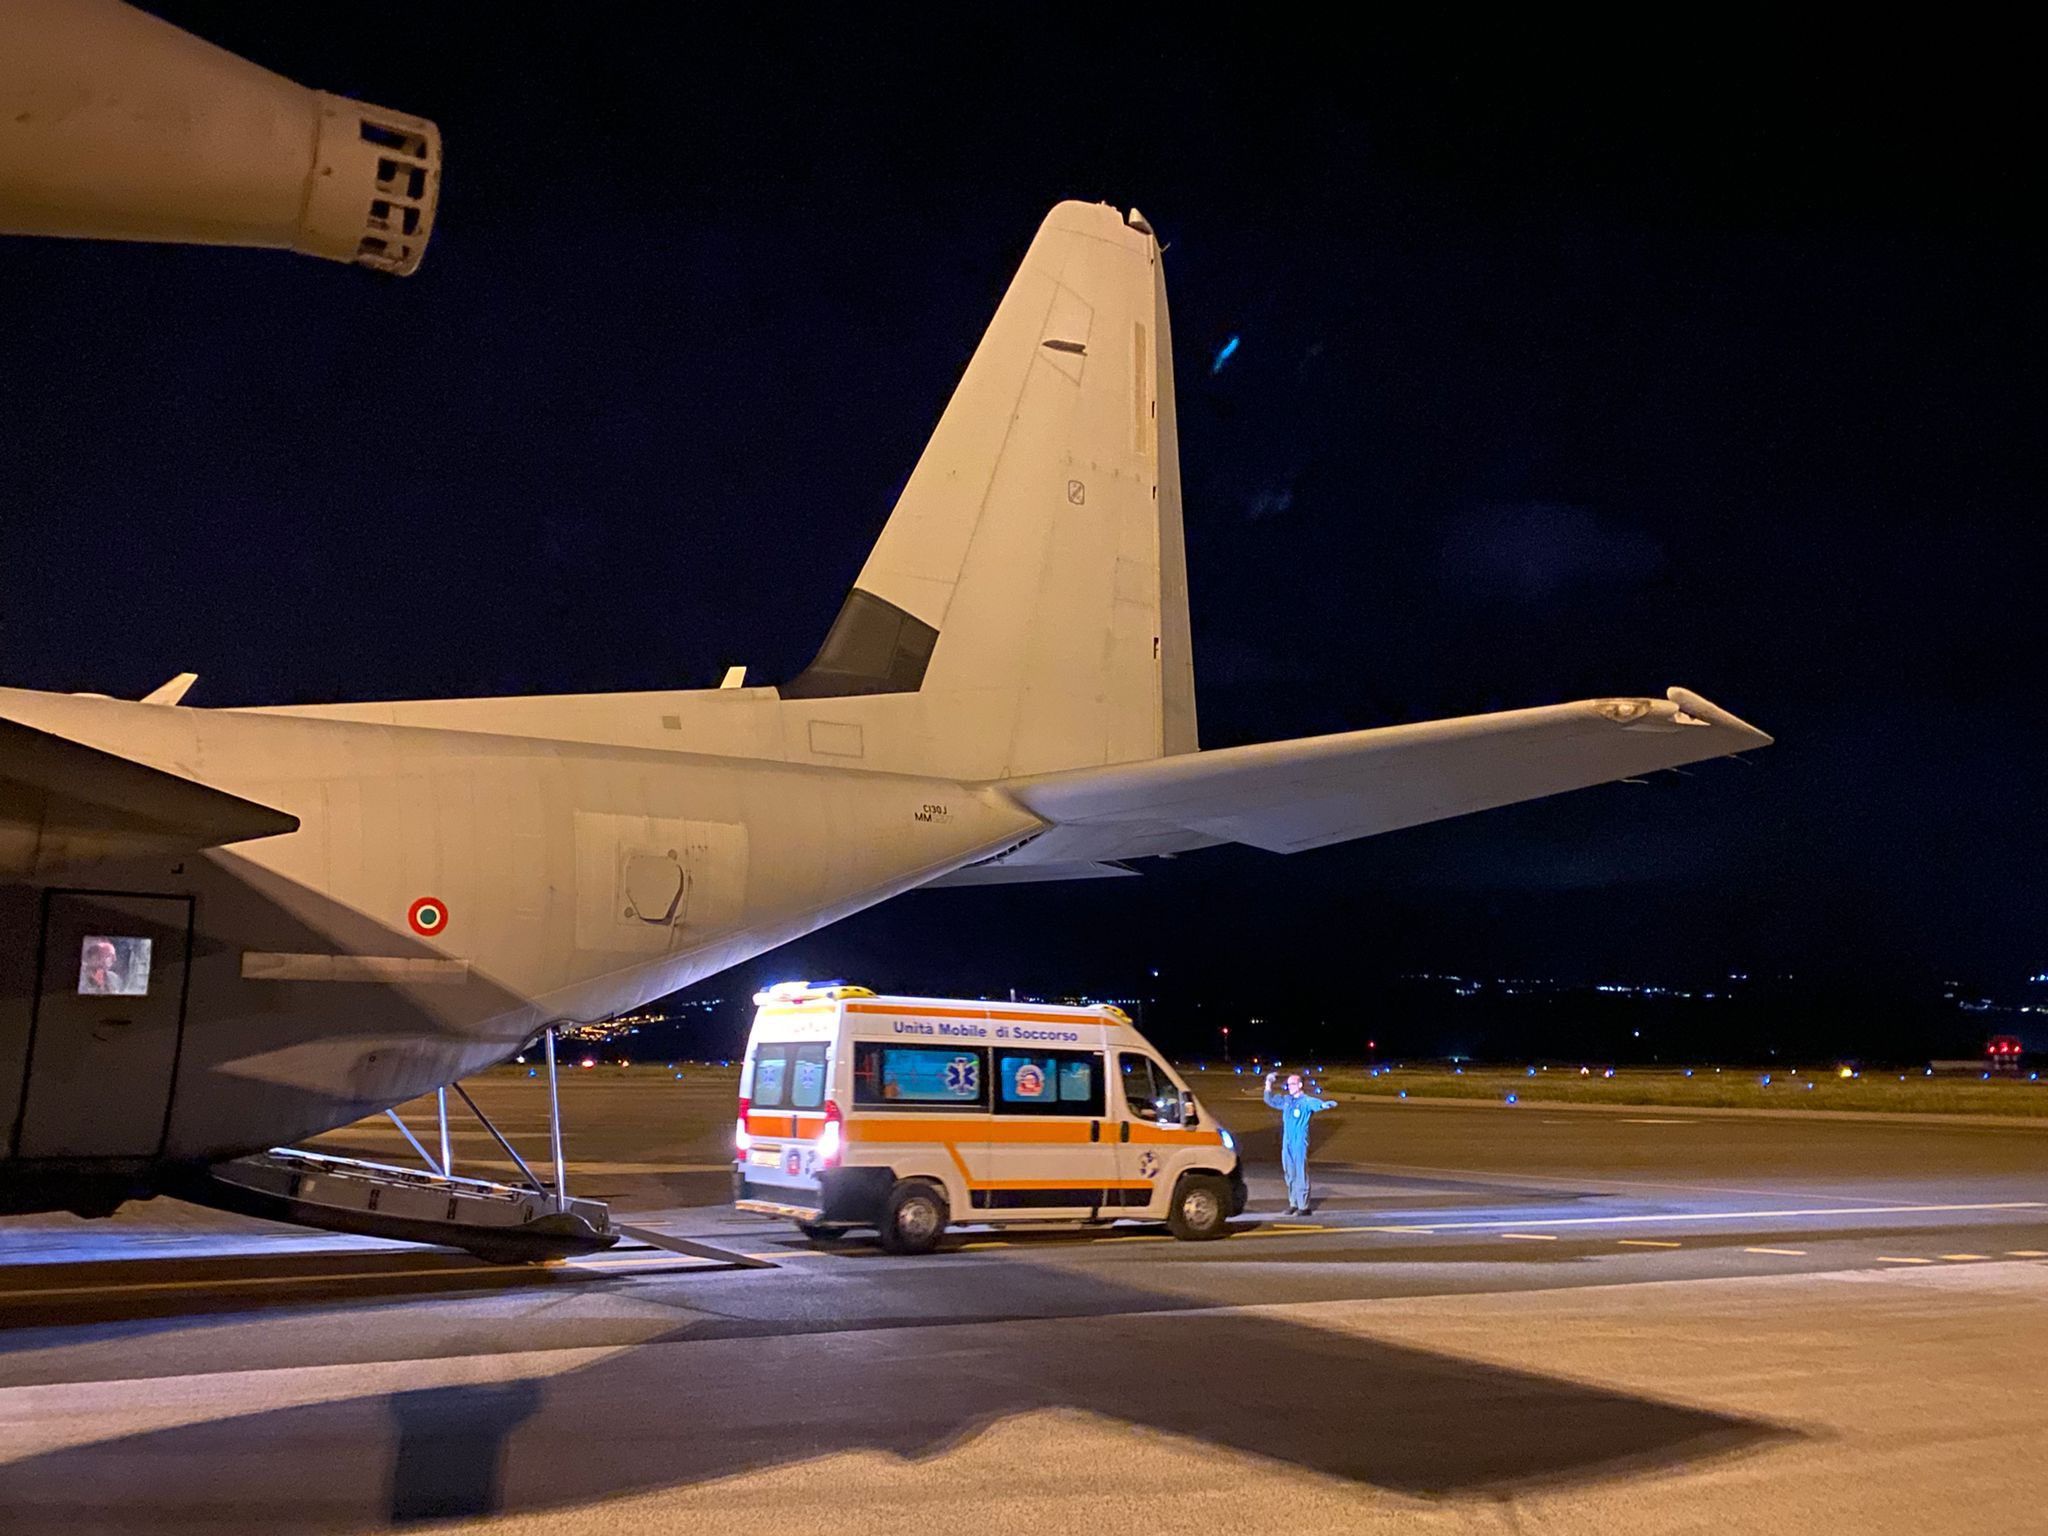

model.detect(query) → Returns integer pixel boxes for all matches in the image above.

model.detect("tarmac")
[1,1069,2043,1532]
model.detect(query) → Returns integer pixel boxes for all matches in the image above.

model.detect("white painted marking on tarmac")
[1500,1233,1557,1241]
[565,1254,721,1274]
[1354,1201,2043,1234]
[1746,1247,1807,1256]
[1340,1157,1916,1209]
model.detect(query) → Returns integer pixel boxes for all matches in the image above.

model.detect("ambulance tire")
[878,1180,949,1255]
[1166,1173,1233,1241]
[797,1223,849,1243]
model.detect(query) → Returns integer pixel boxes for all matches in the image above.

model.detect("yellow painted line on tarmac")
[1876,1256,1935,1265]
[1618,1238,1681,1248]
[955,1233,1175,1252]
[1501,1233,1557,1242]
[1940,1254,1989,1262]
[0,1265,507,1303]
[2009,1250,2048,1259]
[1745,1247,1807,1256]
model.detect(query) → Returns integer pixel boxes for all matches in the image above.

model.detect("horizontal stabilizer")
[0,715,300,877]
[1005,688,1770,857]
[142,671,198,705]
[923,859,1139,888]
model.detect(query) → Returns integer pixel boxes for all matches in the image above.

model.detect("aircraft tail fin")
[780,201,1196,781]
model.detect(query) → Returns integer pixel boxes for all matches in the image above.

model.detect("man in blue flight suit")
[1264,1070,1337,1215]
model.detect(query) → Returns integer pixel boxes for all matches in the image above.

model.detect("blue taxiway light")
[1211,334,1240,373]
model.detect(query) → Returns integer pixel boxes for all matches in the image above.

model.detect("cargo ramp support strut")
[181,1026,619,1263]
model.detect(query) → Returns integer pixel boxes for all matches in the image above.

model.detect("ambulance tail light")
[735,1096,752,1157]
[817,1100,844,1168]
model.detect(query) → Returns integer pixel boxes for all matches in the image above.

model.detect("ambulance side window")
[1119,1053,1182,1125]
[751,1044,790,1109]
[790,1044,828,1110]
[852,1042,989,1109]
[996,1050,1104,1116]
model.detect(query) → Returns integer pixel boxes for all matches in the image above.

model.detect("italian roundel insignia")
[407,896,450,937]
[1138,1150,1160,1179]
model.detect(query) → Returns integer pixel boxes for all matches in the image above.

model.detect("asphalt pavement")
[1,1071,2043,1532]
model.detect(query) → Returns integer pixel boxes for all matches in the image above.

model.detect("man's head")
[1285,1073,1304,1096]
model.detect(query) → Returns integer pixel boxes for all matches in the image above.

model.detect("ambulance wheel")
[878,1181,948,1255]
[797,1223,849,1243]
[1167,1174,1232,1241]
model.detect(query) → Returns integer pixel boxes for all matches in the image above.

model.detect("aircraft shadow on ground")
[0,1265,1796,1531]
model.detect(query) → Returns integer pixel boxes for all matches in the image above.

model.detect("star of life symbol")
[945,1056,979,1094]
[1138,1150,1159,1179]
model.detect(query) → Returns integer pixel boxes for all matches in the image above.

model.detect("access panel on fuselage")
[14,892,193,1159]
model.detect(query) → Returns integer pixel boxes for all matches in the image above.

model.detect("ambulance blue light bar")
[752,979,875,1004]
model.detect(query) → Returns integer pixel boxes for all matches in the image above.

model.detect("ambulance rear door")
[740,1035,833,1204]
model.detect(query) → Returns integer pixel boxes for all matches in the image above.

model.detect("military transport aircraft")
[0,0,1768,1236]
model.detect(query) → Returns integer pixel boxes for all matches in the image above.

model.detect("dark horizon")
[4,11,2041,1048]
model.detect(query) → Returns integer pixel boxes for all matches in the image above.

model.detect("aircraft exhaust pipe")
[0,0,439,274]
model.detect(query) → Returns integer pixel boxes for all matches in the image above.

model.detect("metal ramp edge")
[186,1147,618,1264]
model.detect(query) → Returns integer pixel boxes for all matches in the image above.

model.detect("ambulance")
[732,982,1247,1253]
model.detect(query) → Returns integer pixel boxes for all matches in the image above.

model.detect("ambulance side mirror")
[1182,1092,1199,1127]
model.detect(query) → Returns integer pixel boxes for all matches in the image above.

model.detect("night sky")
[3,11,2040,1052]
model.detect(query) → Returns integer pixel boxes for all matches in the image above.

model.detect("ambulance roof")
[749,982,1142,1045]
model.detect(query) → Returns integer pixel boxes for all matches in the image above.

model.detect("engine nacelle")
[0,0,438,273]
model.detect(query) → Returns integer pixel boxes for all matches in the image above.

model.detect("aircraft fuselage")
[0,686,1039,1199]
